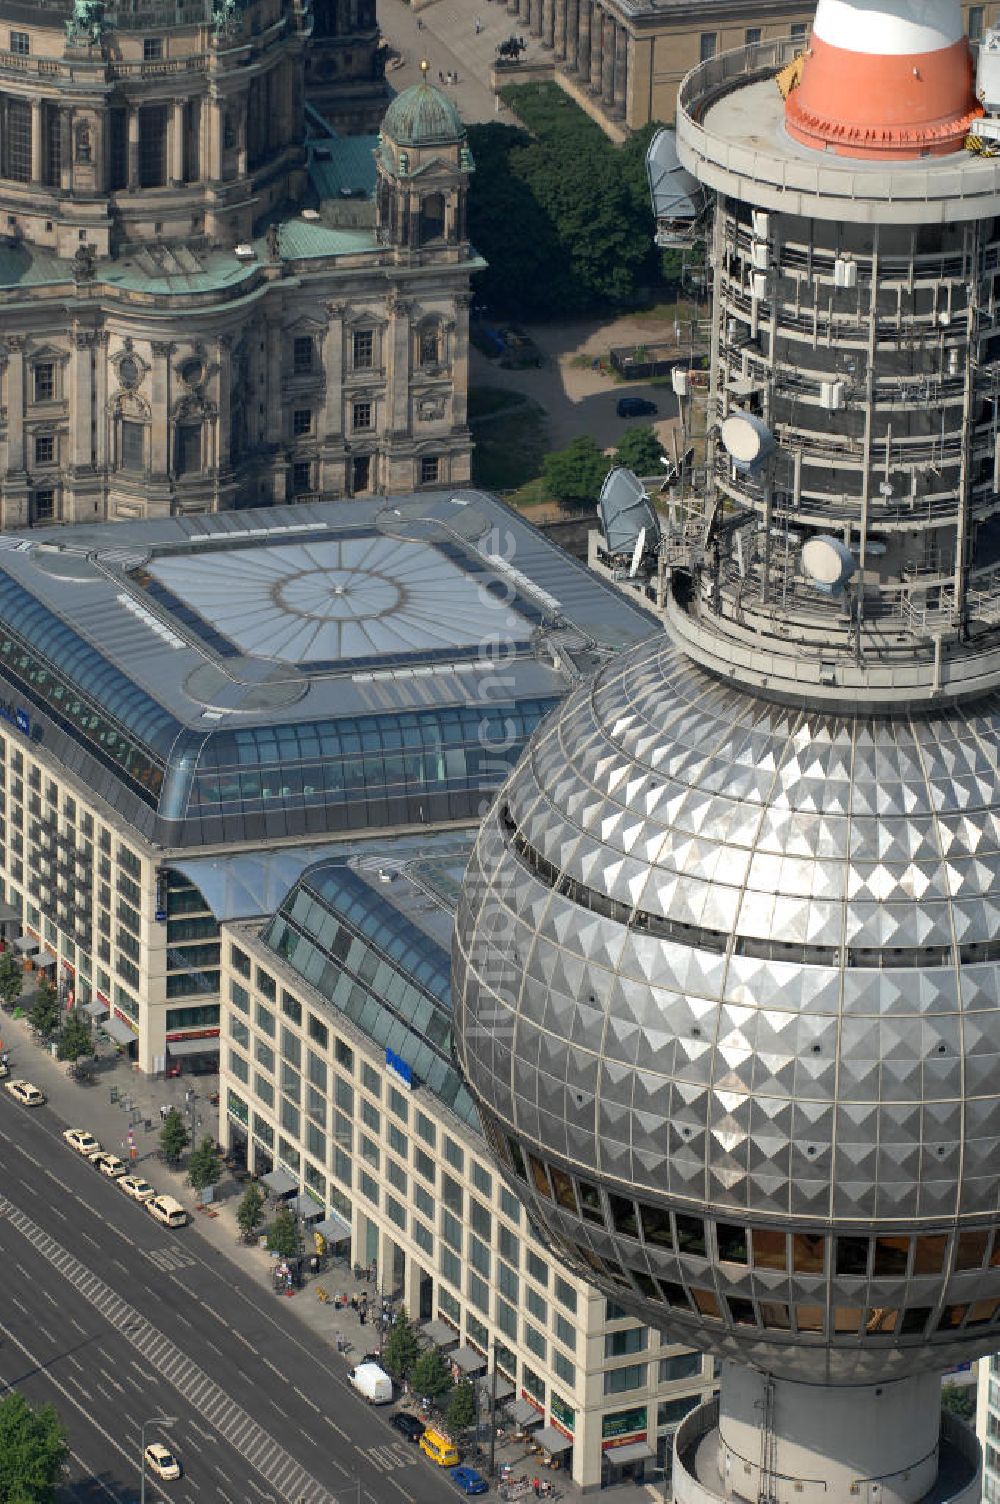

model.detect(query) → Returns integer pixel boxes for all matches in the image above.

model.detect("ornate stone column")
[30,98,42,185]
[321,303,346,494]
[5,337,25,475]
[385,292,412,441]
[576,0,591,78]
[60,109,72,192]
[530,0,543,39]
[170,99,185,186]
[208,96,223,182]
[554,0,569,62]
[236,93,248,179]
[601,12,615,104]
[542,0,554,49]
[517,0,530,21]
[615,25,630,116]
[589,3,603,90]
[127,104,140,191]
[93,331,109,475]
[149,340,172,477]
[69,332,95,475]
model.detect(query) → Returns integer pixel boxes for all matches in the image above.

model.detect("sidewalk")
[0,1000,668,1503]
[379,0,531,126]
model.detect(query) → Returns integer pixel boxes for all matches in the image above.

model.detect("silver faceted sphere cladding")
[453,636,1000,1383]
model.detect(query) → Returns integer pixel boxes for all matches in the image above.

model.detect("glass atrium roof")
[0,496,655,847]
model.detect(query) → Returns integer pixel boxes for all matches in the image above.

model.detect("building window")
[419,327,440,367]
[292,461,312,494]
[144,37,163,59]
[138,104,169,188]
[790,21,807,39]
[699,32,717,60]
[293,335,314,373]
[175,423,201,477]
[604,1363,646,1395]
[970,7,985,41]
[34,434,54,466]
[33,489,55,523]
[420,456,439,485]
[120,420,145,472]
[745,26,761,44]
[6,99,31,184]
[34,363,54,403]
[419,192,445,244]
[9,30,29,54]
[353,329,374,369]
[293,408,312,436]
[352,400,373,432]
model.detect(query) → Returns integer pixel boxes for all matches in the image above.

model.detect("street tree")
[236,1184,266,1244]
[186,1134,222,1195]
[28,979,60,1040]
[0,950,23,1009]
[266,1203,302,1259]
[0,1390,69,1503]
[382,1308,420,1379]
[410,1347,453,1403]
[445,1378,476,1437]
[615,424,666,477]
[56,1010,93,1063]
[541,435,610,509]
[159,1107,190,1166]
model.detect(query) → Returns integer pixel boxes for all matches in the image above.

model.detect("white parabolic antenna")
[630,527,646,578]
[801,534,857,587]
[720,412,775,470]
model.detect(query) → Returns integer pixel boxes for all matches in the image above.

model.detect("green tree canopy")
[0,950,23,1008]
[542,435,610,508]
[236,1184,265,1243]
[186,1134,222,1195]
[266,1203,302,1259]
[56,1010,93,1062]
[382,1308,420,1379]
[159,1107,190,1166]
[445,1378,476,1436]
[28,981,60,1040]
[0,1391,68,1503]
[410,1346,453,1402]
[615,424,666,477]
[941,1382,975,1422]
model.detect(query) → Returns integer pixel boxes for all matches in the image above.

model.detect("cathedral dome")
[453,631,1000,1383]
[381,76,464,147]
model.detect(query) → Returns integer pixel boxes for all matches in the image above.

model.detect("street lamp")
[139,1414,177,1504]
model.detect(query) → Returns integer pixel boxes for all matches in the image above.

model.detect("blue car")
[449,1465,488,1496]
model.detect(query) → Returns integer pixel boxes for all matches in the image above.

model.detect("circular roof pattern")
[146,534,528,666]
[381,80,464,147]
[453,633,1000,1380]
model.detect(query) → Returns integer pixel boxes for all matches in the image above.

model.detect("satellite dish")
[801,535,857,592]
[720,412,775,472]
[630,528,646,578]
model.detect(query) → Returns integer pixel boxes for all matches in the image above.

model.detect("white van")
[349,1362,393,1404]
[146,1195,189,1228]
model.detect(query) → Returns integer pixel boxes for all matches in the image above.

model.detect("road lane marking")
[293,1385,320,1411]
[0,1194,341,1504]
[68,1448,122,1501]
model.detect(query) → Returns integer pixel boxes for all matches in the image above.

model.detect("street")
[0,1090,442,1504]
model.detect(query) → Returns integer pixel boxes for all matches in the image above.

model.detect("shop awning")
[421,1319,458,1349]
[13,936,38,954]
[36,952,57,970]
[290,1193,323,1221]
[484,1376,515,1404]
[509,1398,544,1428]
[535,1427,572,1455]
[0,902,20,921]
[314,1211,352,1243]
[606,1441,654,1465]
[262,1169,297,1197]
[451,1345,486,1375]
[103,1016,136,1046]
[166,1036,219,1057]
[84,999,109,1020]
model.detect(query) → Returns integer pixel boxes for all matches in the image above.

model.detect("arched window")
[419,323,441,368]
[419,193,445,245]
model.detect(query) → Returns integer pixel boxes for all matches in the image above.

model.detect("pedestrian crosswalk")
[361,1443,414,1473]
[0,1195,339,1504]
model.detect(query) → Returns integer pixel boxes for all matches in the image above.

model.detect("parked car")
[449,1466,489,1495]
[143,1442,182,1481]
[4,1078,45,1106]
[119,1175,156,1203]
[91,1152,128,1179]
[390,1412,426,1443]
[63,1128,102,1157]
[147,1195,189,1229]
[419,1428,460,1467]
[616,395,658,418]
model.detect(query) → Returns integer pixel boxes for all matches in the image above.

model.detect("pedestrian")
[359,1309,367,1326]
[417,14,423,26]
[438,69,444,82]
[475,16,481,32]
[533,1480,540,1498]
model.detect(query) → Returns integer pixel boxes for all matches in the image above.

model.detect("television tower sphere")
[454,3,1000,1500]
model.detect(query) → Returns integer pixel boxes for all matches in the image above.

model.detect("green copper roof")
[382,80,464,147]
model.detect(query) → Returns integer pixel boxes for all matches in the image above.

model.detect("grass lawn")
[470,387,549,494]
